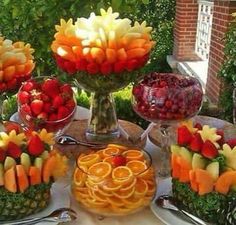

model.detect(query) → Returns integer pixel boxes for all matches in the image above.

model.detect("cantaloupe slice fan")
[0,37,35,92]
[51,7,155,76]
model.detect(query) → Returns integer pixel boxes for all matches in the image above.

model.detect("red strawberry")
[64,61,77,74]
[57,106,70,120]
[0,83,7,92]
[177,126,192,146]
[37,112,48,120]
[201,140,218,159]
[226,138,236,148]
[18,91,30,104]
[30,99,44,115]
[43,102,53,114]
[112,155,126,167]
[41,78,60,98]
[194,123,202,130]
[87,62,99,74]
[48,113,58,121]
[41,93,50,102]
[20,104,32,116]
[28,135,44,156]
[65,99,76,112]
[60,84,73,98]
[216,130,225,146]
[189,133,203,152]
[114,61,126,73]
[22,80,36,92]
[101,62,112,75]
[126,59,138,71]
[0,148,6,162]
[24,128,34,139]
[52,95,64,109]
[7,78,17,90]
[3,121,22,134]
[76,59,87,71]
[7,142,22,159]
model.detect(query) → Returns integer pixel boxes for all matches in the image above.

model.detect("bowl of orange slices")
[71,144,156,216]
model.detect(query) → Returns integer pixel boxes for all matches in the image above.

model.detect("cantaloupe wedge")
[4,167,17,193]
[24,60,35,74]
[189,170,198,192]
[215,171,236,195]
[127,39,146,50]
[43,156,57,183]
[15,64,25,74]
[126,48,146,59]
[117,48,127,61]
[171,154,181,179]
[177,156,191,183]
[106,49,117,63]
[195,169,214,195]
[16,165,29,193]
[29,166,41,185]
[0,164,4,186]
[56,34,81,47]
[90,47,105,64]
[3,66,15,81]
[3,57,21,69]
[56,45,76,62]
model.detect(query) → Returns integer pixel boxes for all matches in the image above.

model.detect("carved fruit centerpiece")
[171,122,236,224]
[0,124,68,221]
[51,7,155,141]
[72,144,156,216]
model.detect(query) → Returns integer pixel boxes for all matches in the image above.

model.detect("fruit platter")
[0,124,68,221]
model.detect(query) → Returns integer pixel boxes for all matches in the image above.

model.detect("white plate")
[150,178,191,225]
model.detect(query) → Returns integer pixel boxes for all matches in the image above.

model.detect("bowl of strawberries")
[17,76,77,136]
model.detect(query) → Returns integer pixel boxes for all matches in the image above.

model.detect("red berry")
[18,91,30,104]
[37,112,48,120]
[3,121,22,134]
[194,123,202,130]
[114,61,126,73]
[165,100,173,108]
[60,84,73,98]
[0,148,6,162]
[112,155,126,167]
[41,78,60,98]
[126,59,138,72]
[28,135,44,156]
[101,62,112,75]
[22,81,35,92]
[7,142,22,159]
[52,95,64,109]
[30,99,44,115]
[57,106,70,120]
[189,133,203,152]
[41,93,50,102]
[216,130,225,146]
[43,102,53,114]
[87,63,99,74]
[64,61,77,74]
[20,104,32,116]
[65,99,76,112]
[160,81,167,87]
[226,138,236,148]
[7,78,17,90]
[48,113,58,121]
[177,126,192,146]
[201,140,218,159]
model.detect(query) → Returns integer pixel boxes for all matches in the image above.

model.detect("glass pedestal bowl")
[131,73,203,177]
[71,144,156,216]
[17,76,77,136]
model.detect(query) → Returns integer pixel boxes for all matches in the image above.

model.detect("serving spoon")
[156,195,212,225]
[0,207,77,225]
[57,134,107,149]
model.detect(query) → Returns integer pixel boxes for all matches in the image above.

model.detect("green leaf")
[3,0,10,6]
[142,0,149,4]
[12,6,19,19]
[112,0,122,9]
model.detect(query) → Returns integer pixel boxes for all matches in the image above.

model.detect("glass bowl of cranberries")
[17,76,77,136]
[131,73,203,177]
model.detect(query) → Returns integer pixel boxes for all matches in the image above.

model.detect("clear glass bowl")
[17,76,77,136]
[71,145,156,216]
[131,73,203,123]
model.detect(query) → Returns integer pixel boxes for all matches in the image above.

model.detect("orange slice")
[134,179,148,197]
[123,150,144,161]
[138,167,155,179]
[122,196,144,209]
[126,160,147,175]
[102,180,122,192]
[120,177,137,192]
[107,144,128,151]
[103,147,121,157]
[103,156,114,165]
[113,187,135,199]
[88,162,112,179]
[97,186,113,197]
[91,189,108,202]
[78,153,100,167]
[96,149,106,159]
[111,205,132,214]
[112,166,133,180]
[107,196,124,207]
[85,197,109,208]
[73,166,87,187]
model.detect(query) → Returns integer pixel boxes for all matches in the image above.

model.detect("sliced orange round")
[122,150,144,161]
[126,160,147,175]
[112,166,133,180]
[111,205,132,214]
[107,144,128,151]
[96,149,106,159]
[102,179,122,192]
[103,147,121,157]
[88,162,112,179]
[134,178,148,197]
[91,189,108,202]
[103,156,114,165]
[138,167,155,179]
[122,196,144,208]
[78,153,100,167]
[73,166,87,187]
[107,196,124,207]
[97,185,113,197]
[113,187,135,199]
[120,177,137,192]
[85,197,109,208]
[146,180,156,196]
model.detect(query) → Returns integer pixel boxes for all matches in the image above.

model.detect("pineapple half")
[0,128,68,221]
[171,124,236,225]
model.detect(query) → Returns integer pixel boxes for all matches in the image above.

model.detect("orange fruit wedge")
[113,187,135,199]
[102,180,122,192]
[73,166,87,187]
[134,179,148,197]
[102,147,121,157]
[78,153,100,167]
[112,166,133,180]
[120,177,137,192]
[107,144,128,151]
[107,196,124,207]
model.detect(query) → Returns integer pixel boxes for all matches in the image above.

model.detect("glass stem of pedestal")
[158,124,171,177]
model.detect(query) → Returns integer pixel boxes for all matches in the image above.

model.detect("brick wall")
[206,0,236,104]
[173,0,199,60]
